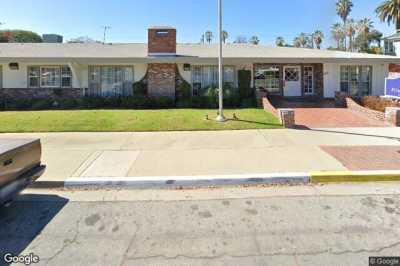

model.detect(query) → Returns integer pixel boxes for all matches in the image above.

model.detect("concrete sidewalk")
[1,127,400,185]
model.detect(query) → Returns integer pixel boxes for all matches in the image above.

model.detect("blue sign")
[386,78,400,98]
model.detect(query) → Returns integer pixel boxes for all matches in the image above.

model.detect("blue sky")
[0,0,396,46]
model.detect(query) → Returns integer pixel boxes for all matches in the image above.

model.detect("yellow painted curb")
[310,171,400,183]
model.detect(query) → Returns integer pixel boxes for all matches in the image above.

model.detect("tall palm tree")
[376,0,400,32]
[356,18,374,51]
[276,36,285,47]
[222,30,229,43]
[331,23,346,49]
[298,33,309,47]
[205,31,213,44]
[313,30,324,49]
[249,36,260,45]
[293,37,302,48]
[200,34,205,44]
[336,0,354,49]
[345,19,356,51]
[336,0,354,23]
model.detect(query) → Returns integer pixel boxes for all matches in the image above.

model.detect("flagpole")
[216,0,226,122]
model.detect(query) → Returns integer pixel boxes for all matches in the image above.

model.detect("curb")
[310,170,400,183]
[29,170,400,189]
[63,173,310,189]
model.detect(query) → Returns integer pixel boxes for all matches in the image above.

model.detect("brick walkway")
[294,108,388,128]
[321,146,400,171]
[271,99,388,128]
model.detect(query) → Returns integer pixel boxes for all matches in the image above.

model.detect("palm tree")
[205,31,213,44]
[345,19,356,51]
[336,0,354,23]
[276,36,285,47]
[331,23,346,49]
[293,37,302,48]
[200,34,205,44]
[249,36,260,45]
[356,18,374,51]
[222,30,229,43]
[376,0,400,32]
[313,30,324,49]
[336,0,354,49]
[298,33,309,47]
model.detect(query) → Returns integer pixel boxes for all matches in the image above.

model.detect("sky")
[0,0,396,47]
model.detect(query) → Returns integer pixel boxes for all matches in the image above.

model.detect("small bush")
[238,70,253,98]
[361,96,400,112]
[240,97,257,108]
[31,99,53,110]
[177,80,192,100]
[133,81,147,96]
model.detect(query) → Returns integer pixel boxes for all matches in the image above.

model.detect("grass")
[0,108,282,133]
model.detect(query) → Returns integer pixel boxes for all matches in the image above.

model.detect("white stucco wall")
[394,41,400,56]
[323,62,389,98]
[0,62,148,89]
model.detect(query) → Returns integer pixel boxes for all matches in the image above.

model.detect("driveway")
[272,99,388,128]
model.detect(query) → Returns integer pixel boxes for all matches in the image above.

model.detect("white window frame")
[339,65,372,97]
[303,66,314,95]
[28,65,72,88]
[40,66,61,88]
[191,65,236,90]
[254,67,280,93]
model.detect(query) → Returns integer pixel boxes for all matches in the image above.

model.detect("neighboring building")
[0,26,399,101]
[42,34,63,43]
[384,32,400,56]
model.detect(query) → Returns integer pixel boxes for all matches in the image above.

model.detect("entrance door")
[283,66,301,97]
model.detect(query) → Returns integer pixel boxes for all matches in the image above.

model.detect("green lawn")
[0,109,282,133]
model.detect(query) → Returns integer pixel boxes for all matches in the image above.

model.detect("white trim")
[303,65,314,95]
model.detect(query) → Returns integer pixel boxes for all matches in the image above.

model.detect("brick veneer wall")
[345,97,386,121]
[147,63,176,98]
[148,28,176,54]
[389,64,400,73]
[1,87,83,100]
[262,96,279,117]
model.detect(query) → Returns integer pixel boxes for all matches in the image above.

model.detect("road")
[1,183,400,266]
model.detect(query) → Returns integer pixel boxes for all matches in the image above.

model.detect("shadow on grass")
[225,118,282,127]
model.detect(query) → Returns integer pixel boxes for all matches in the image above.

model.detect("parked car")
[0,139,45,207]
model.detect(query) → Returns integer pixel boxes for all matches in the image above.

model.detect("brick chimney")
[148,26,176,55]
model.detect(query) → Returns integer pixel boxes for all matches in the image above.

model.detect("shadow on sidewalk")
[0,194,69,265]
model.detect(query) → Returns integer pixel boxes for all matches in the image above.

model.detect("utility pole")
[216,0,225,122]
[102,26,111,44]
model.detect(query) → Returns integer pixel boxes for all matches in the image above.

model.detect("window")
[303,66,314,95]
[385,40,395,55]
[88,66,134,97]
[284,68,299,81]
[28,66,72,88]
[61,66,72,88]
[28,67,40,88]
[340,65,372,96]
[255,67,280,93]
[191,65,236,91]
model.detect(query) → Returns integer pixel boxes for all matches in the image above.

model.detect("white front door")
[283,66,301,97]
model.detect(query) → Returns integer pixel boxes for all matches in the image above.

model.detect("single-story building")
[0,26,399,102]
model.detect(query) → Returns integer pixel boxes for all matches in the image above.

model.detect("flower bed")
[361,96,400,113]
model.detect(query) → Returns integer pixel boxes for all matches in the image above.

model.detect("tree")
[313,30,324,49]
[249,36,260,45]
[205,31,213,44]
[200,34,205,44]
[331,23,346,49]
[222,31,229,43]
[297,33,310,48]
[336,0,354,49]
[369,29,383,47]
[345,19,356,51]
[293,37,302,48]
[234,35,248,44]
[276,36,285,47]
[0,30,42,43]
[356,18,374,51]
[376,0,400,32]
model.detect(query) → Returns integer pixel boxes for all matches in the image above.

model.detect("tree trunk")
[397,19,400,33]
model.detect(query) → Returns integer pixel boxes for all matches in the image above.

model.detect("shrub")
[176,99,192,108]
[361,96,400,112]
[133,81,147,96]
[238,70,253,98]
[240,97,257,108]
[31,99,53,110]
[177,80,192,100]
